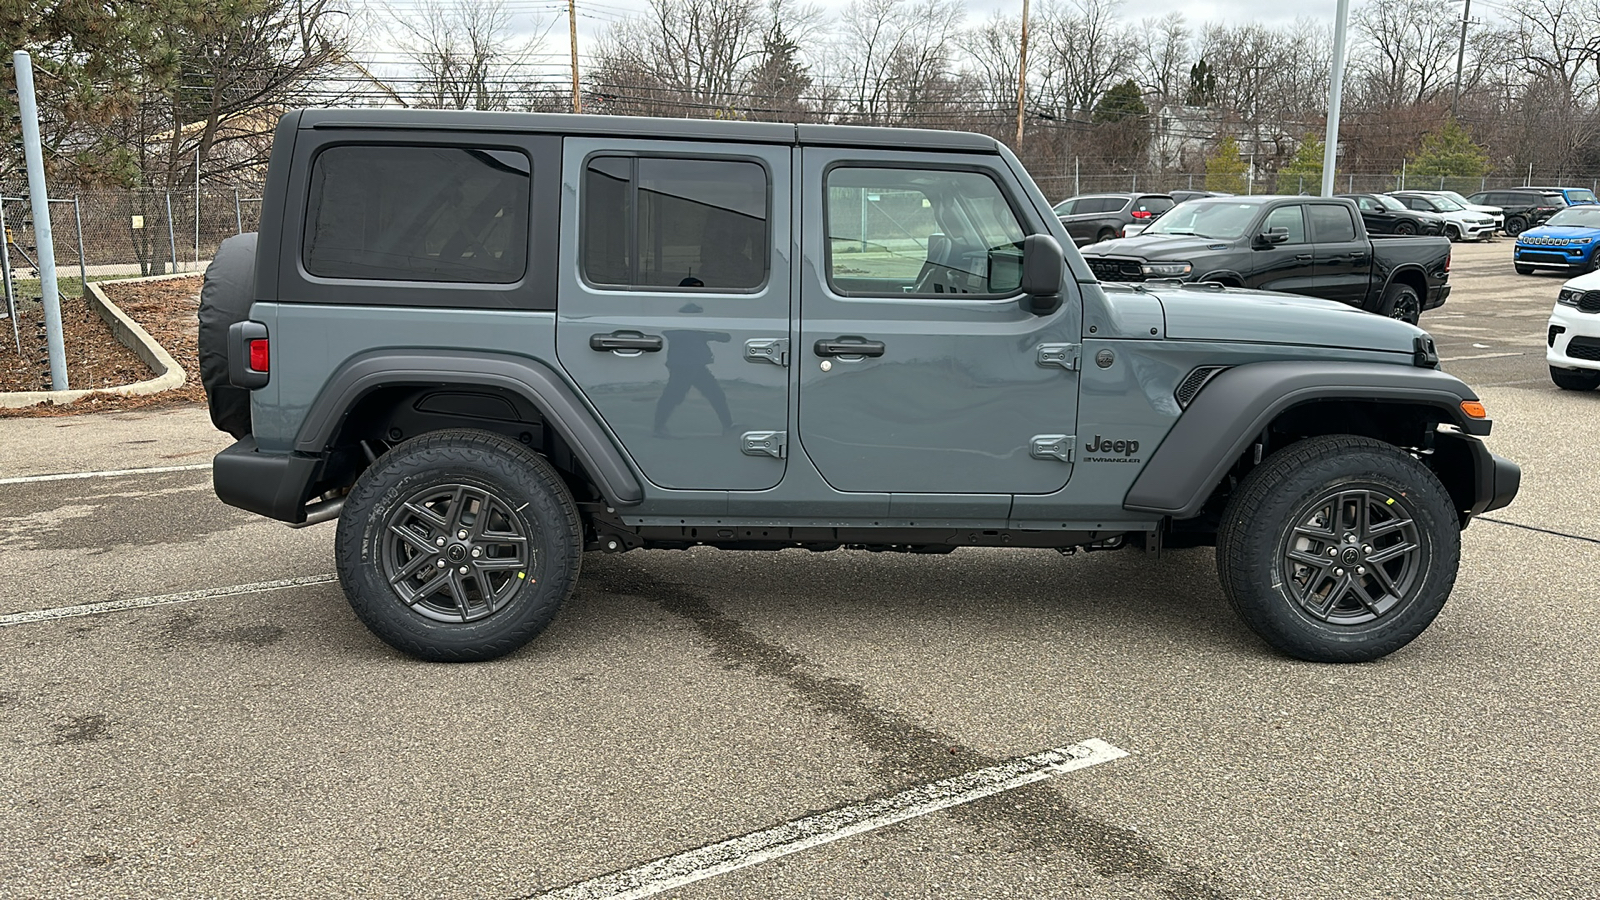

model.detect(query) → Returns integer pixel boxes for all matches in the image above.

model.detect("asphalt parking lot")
[2,238,1595,900]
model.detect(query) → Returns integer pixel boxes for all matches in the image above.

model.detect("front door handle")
[814,337,886,358]
[1295,253,1313,261]
[590,331,663,352]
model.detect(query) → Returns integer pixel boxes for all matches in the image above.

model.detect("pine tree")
[1206,136,1247,194]
[1275,136,1326,193]
[1409,120,1491,180]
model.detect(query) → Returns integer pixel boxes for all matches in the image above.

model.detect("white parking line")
[530,739,1129,900]
[0,463,211,485]
[0,575,338,628]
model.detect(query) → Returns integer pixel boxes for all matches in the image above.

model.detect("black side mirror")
[1256,226,1290,246]
[1020,233,1063,315]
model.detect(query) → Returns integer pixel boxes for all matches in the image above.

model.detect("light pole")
[1451,0,1472,120]
[1321,0,1352,198]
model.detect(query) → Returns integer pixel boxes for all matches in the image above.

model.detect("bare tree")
[1136,13,1191,108]
[827,0,966,126]
[386,0,552,111]
[1032,0,1133,117]
[1350,0,1462,108]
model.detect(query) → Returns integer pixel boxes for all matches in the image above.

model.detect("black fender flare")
[294,349,644,506]
[1378,263,1431,303]
[1124,361,1487,519]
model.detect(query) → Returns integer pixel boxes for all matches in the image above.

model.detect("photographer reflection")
[653,295,734,437]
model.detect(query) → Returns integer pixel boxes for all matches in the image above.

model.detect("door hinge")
[1030,434,1076,464]
[741,430,787,459]
[745,338,789,367]
[1036,343,1081,371]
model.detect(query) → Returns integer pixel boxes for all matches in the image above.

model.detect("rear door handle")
[814,337,886,358]
[590,331,663,352]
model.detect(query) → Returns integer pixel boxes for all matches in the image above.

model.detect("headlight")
[1558,288,1583,306]
[1141,262,1192,277]
[1579,238,1594,244]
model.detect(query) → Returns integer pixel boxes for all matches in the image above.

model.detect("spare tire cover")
[197,232,258,438]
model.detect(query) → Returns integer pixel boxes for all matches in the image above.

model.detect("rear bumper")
[214,436,321,523]
[1425,283,1451,310]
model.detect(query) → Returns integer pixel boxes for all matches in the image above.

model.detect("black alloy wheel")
[1395,220,1417,235]
[381,483,531,623]
[1279,488,1422,626]
[1380,282,1422,325]
[1505,216,1527,236]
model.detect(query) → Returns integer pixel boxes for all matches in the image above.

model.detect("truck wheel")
[196,232,258,438]
[1216,435,1459,663]
[1379,282,1421,324]
[334,429,583,662]
[1550,366,1600,391]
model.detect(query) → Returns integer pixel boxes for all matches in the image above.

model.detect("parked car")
[1549,271,1600,390]
[1512,204,1600,274]
[1429,190,1504,232]
[1124,190,1233,237]
[1052,192,1175,246]
[1524,185,1599,206]
[1465,188,1566,235]
[1388,191,1497,241]
[199,109,1518,664]
[1078,195,1452,323]
[1337,193,1446,236]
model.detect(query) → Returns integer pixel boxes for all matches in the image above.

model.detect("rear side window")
[1307,204,1357,242]
[581,156,770,291]
[1137,196,1175,214]
[303,145,530,283]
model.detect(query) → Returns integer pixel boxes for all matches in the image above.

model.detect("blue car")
[1526,185,1599,206]
[1514,205,1600,274]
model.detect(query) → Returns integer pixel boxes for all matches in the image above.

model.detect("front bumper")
[1515,244,1596,269]
[214,436,322,523]
[1547,302,1600,371]
[1457,221,1497,240]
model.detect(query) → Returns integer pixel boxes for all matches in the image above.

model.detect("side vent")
[1174,365,1228,409]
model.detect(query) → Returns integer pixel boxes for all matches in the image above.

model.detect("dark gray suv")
[200,109,1518,665]
[1052,192,1175,246]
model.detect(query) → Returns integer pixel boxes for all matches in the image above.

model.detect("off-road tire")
[1550,366,1600,391]
[335,429,583,662]
[1216,435,1460,663]
[1379,282,1422,325]
[197,232,258,438]
[1515,264,1536,275]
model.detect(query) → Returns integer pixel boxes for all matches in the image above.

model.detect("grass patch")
[4,276,89,306]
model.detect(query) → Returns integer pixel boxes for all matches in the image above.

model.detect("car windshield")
[1373,194,1409,211]
[1567,189,1599,203]
[1144,202,1260,240]
[1427,196,1464,211]
[1544,207,1600,227]
[1439,191,1474,206]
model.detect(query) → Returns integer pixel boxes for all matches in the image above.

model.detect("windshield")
[1428,196,1464,211]
[1373,194,1409,211]
[1144,202,1261,240]
[1567,189,1599,204]
[1439,191,1473,206]
[1544,207,1600,227]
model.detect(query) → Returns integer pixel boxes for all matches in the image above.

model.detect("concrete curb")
[0,273,196,409]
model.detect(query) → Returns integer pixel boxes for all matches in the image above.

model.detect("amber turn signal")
[1460,400,1487,419]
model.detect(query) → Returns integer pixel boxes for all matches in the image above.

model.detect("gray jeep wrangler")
[200,109,1520,664]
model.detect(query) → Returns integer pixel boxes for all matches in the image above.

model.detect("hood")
[1146,284,1425,354]
[1465,203,1503,215]
[1517,224,1600,242]
[1079,234,1231,258]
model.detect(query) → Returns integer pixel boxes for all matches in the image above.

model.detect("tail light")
[1445,252,1451,272]
[248,339,270,372]
[1130,210,1153,219]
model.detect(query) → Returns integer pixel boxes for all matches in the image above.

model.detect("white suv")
[1390,191,1498,241]
[1548,272,1600,390]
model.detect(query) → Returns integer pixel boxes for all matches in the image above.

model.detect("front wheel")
[1442,225,1459,241]
[1551,366,1600,391]
[1515,264,1536,275]
[335,429,583,662]
[1396,221,1417,236]
[1216,435,1460,663]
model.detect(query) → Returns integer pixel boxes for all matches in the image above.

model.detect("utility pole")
[568,0,582,114]
[13,51,67,390]
[1451,0,1472,120]
[1015,0,1031,147]
[1321,0,1351,197]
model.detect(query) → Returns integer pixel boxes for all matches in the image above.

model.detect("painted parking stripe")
[0,463,211,485]
[0,574,338,628]
[1439,352,1523,362]
[529,739,1129,900]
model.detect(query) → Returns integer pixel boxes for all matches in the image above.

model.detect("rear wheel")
[1097,228,1117,243]
[1550,366,1600,391]
[335,429,583,662]
[1217,435,1459,663]
[1505,216,1527,236]
[1379,282,1422,325]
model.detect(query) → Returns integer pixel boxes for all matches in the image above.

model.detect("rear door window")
[1307,204,1358,242]
[581,156,770,292]
[303,145,530,283]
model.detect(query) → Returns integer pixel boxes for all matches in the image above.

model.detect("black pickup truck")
[1079,195,1451,324]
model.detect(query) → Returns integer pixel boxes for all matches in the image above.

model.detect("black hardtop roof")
[293,108,1002,153]
[1186,194,1347,204]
